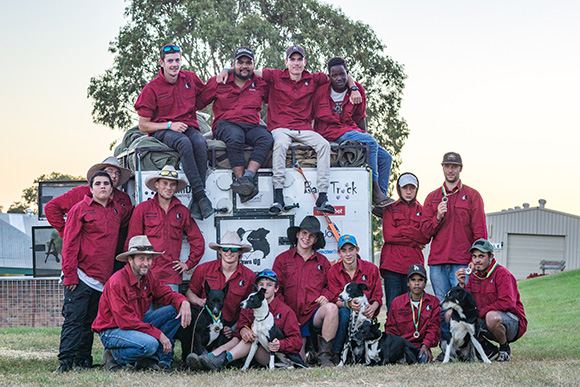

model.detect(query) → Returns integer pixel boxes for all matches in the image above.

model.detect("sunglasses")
[259,269,277,279]
[221,247,239,253]
[163,45,180,53]
[160,170,178,178]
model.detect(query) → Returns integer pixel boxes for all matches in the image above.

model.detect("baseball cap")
[286,45,305,58]
[255,269,278,284]
[441,152,463,166]
[407,264,427,279]
[338,234,358,249]
[469,238,494,254]
[234,46,254,60]
[398,173,418,188]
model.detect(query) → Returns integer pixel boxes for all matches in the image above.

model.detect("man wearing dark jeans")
[198,47,272,202]
[135,44,214,220]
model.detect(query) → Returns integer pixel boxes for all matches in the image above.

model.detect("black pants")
[58,280,101,363]
[214,120,273,168]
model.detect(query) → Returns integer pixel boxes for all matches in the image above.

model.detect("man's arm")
[44,186,88,237]
[138,116,187,134]
[183,216,205,271]
[61,205,84,288]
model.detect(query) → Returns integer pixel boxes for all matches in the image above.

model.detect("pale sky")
[1,0,579,215]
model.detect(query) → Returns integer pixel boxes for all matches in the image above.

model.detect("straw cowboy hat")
[144,165,188,192]
[287,216,326,250]
[209,231,252,254]
[86,156,133,186]
[116,235,165,262]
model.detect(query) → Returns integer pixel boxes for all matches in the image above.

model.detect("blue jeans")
[429,263,467,344]
[99,305,181,367]
[336,131,392,194]
[214,120,273,168]
[381,270,409,311]
[332,307,351,354]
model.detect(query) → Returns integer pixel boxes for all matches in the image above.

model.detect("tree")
[88,0,409,252]
[8,172,85,214]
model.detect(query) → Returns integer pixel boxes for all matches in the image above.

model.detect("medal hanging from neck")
[409,292,423,339]
[472,260,499,280]
[441,183,463,203]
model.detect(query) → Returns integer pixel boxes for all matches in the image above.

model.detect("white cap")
[398,173,418,188]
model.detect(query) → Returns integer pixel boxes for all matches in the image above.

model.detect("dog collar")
[204,305,222,323]
[255,311,271,323]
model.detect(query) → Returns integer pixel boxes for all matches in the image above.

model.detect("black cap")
[441,152,463,166]
[234,46,254,60]
[407,264,427,280]
[286,45,305,59]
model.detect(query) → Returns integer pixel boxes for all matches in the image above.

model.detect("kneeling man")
[92,235,191,371]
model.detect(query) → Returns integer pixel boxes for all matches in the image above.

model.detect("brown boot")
[317,336,335,367]
[372,181,393,207]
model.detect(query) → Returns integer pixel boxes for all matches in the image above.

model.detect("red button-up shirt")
[92,264,188,339]
[134,69,205,129]
[465,259,527,341]
[272,248,333,325]
[385,291,441,349]
[126,195,205,285]
[188,259,255,326]
[312,81,366,141]
[197,73,268,132]
[261,68,327,131]
[381,199,431,275]
[61,195,130,286]
[422,181,487,265]
[235,296,302,353]
[326,257,383,317]
[45,185,133,237]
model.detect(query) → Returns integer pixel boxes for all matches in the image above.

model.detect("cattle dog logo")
[462,195,467,200]
[318,264,322,271]
[239,280,246,287]
[276,313,282,320]
[362,275,368,281]
[237,227,270,262]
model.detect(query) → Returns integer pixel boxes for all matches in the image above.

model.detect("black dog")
[441,286,491,363]
[337,282,371,366]
[179,281,228,364]
[354,320,419,365]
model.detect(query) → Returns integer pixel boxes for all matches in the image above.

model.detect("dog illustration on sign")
[237,227,271,262]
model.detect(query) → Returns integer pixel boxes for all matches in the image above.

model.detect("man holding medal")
[421,152,487,353]
[385,264,440,363]
[453,239,527,362]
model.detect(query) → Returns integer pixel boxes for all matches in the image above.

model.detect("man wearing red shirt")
[55,171,130,373]
[93,235,191,372]
[453,239,527,362]
[272,216,338,366]
[197,47,272,202]
[385,264,440,363]
[381,173,430,309]
[327,234,383,360]
[422,152,487,350]
[134,44,213,220]
[313,57,393,209]
[126,165,204,289]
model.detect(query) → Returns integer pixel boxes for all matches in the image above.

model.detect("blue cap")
[338,234,358,249]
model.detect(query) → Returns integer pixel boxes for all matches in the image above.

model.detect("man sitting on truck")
[197,47,273,203]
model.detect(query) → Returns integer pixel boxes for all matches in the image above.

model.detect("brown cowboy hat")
[116,235,164,262]
[86,156,132,187]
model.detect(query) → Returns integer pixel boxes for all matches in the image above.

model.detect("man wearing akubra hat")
[272,216,338,366]
[185,231,255,356]
[127,165,204,290]
[93,235,192,372]
[380,172,431,309]
[197,46,272,203]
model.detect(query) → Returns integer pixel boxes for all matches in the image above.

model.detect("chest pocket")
[392,211,409,227]
[157,91,174,107]
[144,214,162,233]
[82,212,104,234]
[169,214,185,240]
[243,87,263,109]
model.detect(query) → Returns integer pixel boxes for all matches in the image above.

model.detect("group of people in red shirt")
[48,42,527,373]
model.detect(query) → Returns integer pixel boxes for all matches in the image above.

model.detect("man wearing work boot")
[135,44,214,219]
[313,57,394,213]
[197,47,272,203]
[272,216,338,366]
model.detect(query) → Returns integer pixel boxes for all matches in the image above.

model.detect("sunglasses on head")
[222,247,239,253]
[163,45,180,53]
[160,170,178,178]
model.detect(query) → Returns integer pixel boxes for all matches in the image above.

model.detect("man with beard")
[422,152,487,356]
[198,47,272,202]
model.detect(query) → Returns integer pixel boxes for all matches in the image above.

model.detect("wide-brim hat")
[144,165,188,192]
[287,216,326,250]
[209,230,252,253]
[116,235,164,262]
[87,156,132,186]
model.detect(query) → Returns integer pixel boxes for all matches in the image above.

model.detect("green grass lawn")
[1,269,579,386]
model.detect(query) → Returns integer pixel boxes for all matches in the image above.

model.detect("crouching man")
[451,239,527,362]
[92,235,191,372]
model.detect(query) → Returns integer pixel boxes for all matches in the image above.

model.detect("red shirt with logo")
[134,69,205,129]
[422,181,487,265]
[197,73,268,132]
[261,69,327,131]
[92,264,188,339]
[61,196,131,286]
[385,291,441,349]
[126,195,205,285]
[235,296,302,353]
[381,199,431,275]
[188,259,255,325]
[326,257,383,317]
[312,81,366,141]
[272,248,333,325]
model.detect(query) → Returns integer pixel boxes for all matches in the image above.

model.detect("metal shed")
[486,199,580,280]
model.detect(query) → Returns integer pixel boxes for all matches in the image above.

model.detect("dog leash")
[189,308,204,355]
